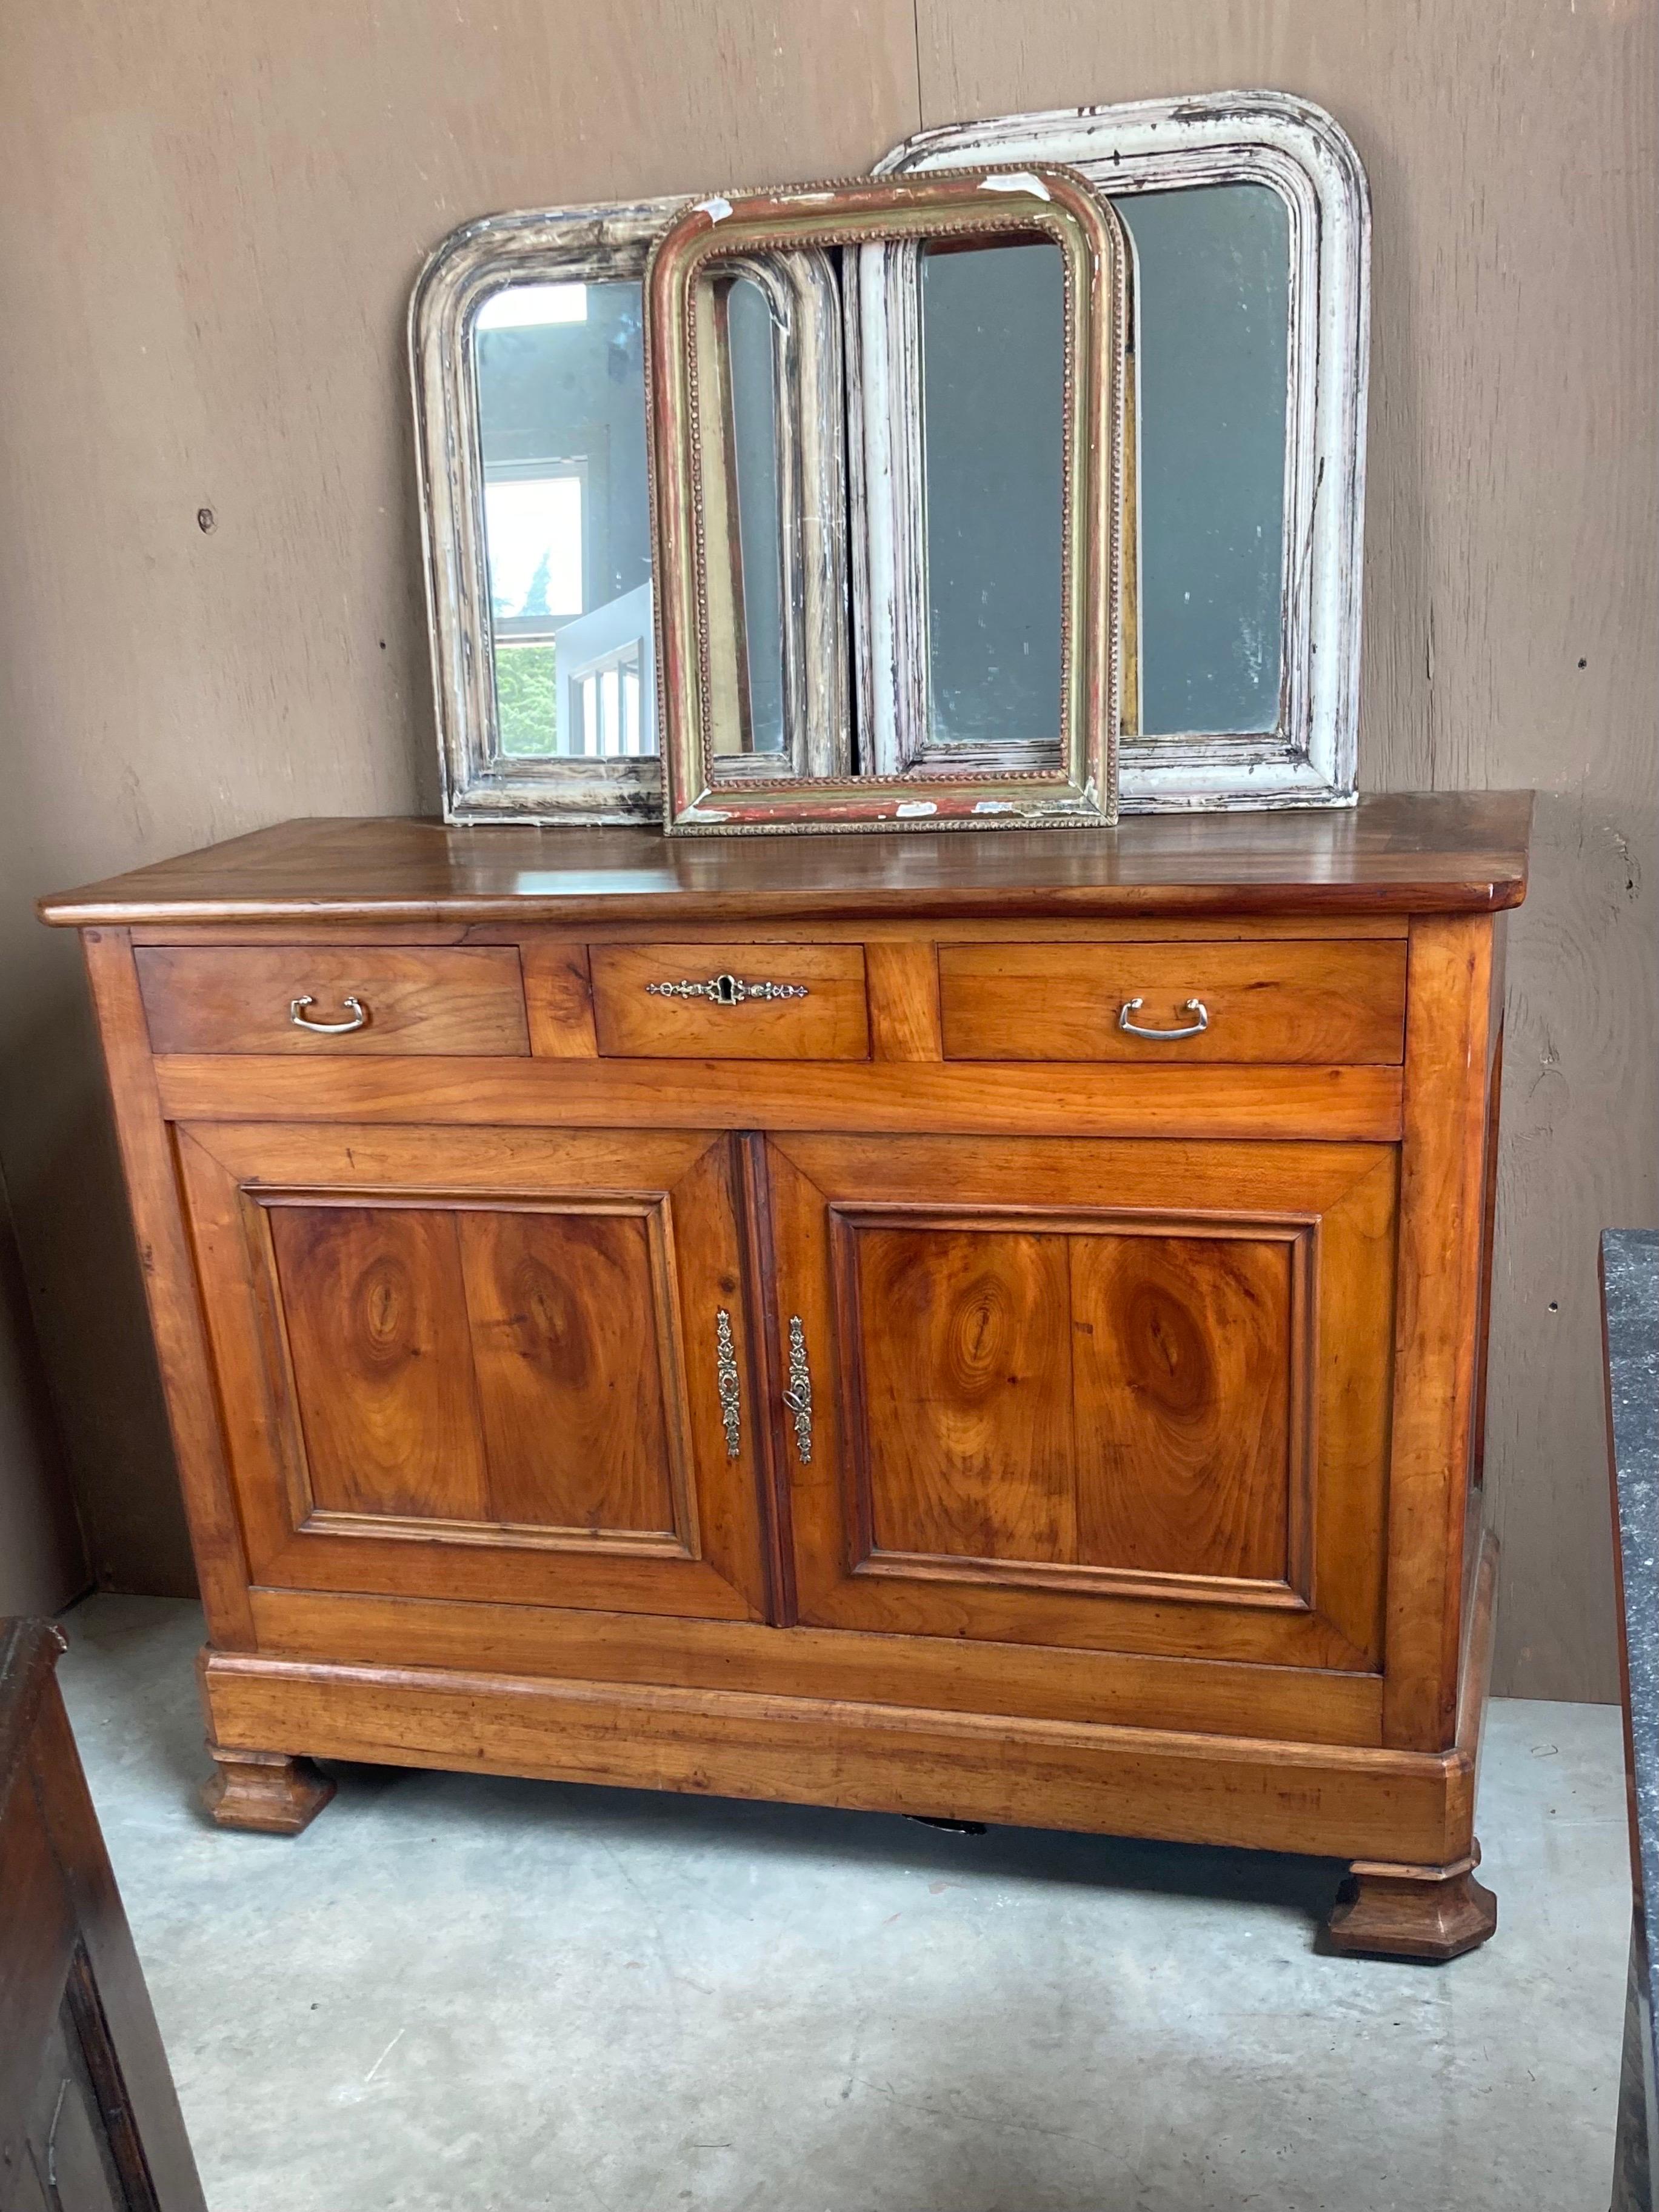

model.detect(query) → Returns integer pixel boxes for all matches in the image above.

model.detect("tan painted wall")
[0,1,1651,1693]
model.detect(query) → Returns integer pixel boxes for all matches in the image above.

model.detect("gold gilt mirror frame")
[646,169,1129,835]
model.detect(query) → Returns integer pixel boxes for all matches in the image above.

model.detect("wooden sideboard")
[40,792,1530,1959]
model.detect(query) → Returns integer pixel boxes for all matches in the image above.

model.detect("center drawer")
[937,940,1407,1063]
[589,943,869,1059]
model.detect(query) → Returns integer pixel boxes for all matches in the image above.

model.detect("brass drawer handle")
[783,1315,813,1463]
[1118,997,1209,1041]
[645,972,809,1006]
[715,1309,742,1459]
[290,994,368,1034]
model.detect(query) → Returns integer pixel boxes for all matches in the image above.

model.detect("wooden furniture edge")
[243,1585,1387,1748]
[35,795,1535,929]
[4,1618,210,2210]
[150,1055,1406,1143]
[1327,1519,1498,1959]
[197,1646,1473,1863]
[1381,913,1496,1747]
[39,882,1532,928]
[80,930,257,1645]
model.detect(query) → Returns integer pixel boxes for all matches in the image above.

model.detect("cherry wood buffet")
[41,792,1531,1959]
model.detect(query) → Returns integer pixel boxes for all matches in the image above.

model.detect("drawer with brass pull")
[134,946,530,1055]
[936,940,1407,1064]
[589,943,870,1060]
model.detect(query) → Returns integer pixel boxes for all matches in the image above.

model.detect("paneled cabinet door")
[175,1123,769,1620]
[764,1134,1397,1675]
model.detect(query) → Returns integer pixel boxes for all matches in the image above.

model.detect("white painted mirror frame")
[410,200,850,824]
[872,91,1370,812]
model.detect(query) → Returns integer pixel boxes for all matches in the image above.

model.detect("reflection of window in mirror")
[1116,184,1289,738]
[473,278,654,761]
[919,239,1064,754]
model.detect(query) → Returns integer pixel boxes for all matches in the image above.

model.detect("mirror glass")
[715,274,787,757]
[473,278,655,760]
[1116,182,1289,736]
[920,238,1065,751]
[908,183,1290,743]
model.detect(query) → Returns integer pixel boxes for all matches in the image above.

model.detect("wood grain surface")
[848,1222,1296,1589]
[938,939,1406,1063]
[457,1208,680,1537]
[135,945,530,1055]
[1070,1232,1295,1584]
[0,1,1649,1703]
[589,943,870,1059]
[268,1204,491,1522]
[150,1050,1406,1144]
[198,1643,1475,1866]
[39,795,1531,926]
[173,1120,771,1620]
[244,1582,1387,1747]
[856,1226,1078,1563]
[769,1131,1393,1674]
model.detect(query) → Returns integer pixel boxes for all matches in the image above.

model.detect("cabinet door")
[177,1123,769,1620]
[764,1133,1395,1673]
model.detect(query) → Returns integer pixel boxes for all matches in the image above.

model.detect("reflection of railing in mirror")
[493,580,655,760]
[558,582,655,758]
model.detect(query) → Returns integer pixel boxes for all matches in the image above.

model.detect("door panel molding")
[174,1122,770,1622]
[765,1132,1393,1674]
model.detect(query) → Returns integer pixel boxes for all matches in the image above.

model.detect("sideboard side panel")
[1384,914,1496,1749]
[80,928,255,1646]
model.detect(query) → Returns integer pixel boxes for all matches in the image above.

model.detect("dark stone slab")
[1604,1228,1659,2212]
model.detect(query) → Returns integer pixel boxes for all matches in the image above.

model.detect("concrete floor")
[57,1595,1629,2212]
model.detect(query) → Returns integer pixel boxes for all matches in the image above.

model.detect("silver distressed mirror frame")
[410,200,849,824]
[872,91,1370,812]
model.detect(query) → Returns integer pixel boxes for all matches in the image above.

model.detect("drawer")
[589,943,869,1060]
[937,940,1407,1064]
[135,946,530,1055]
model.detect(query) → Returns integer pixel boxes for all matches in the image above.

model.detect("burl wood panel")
[850,1223,1294,1586]
[175,1121,769,1621]
[1070,1232,1294,1583]
[456,1208,680,1539]
[269,1200,689,1542]
[772,1131,1392,1672]
[856,1228,1077,1562]
[937,940,1406,1063]
[588,943,870,1060]
[134,946,529,1055]
[267,1206,490,1523]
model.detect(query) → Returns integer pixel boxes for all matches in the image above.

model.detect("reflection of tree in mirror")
[521,551,553,620]
[495,641,558,755]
